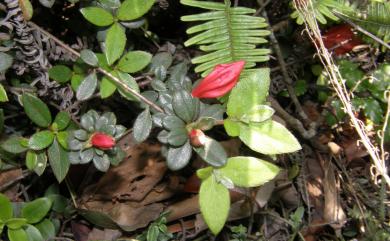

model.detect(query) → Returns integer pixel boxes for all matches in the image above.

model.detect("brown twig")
[0,170,32,192]
[27,21,165,113]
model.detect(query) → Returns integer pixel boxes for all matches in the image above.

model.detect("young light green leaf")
[80,49,98,66]
[22,93,52,128]
[100,76,117,98]
[166,141,192,171]
[22,197,52,224]
[219,156,280,187]
[105,23,126,65]
[26,151,38,170]
[0,53,13,72]
[223,119,240,137]
[240,105,274,123]
[28,131,55,151]
[1,136,28,154]
[117,51,152,73]
[0,84,8,102]
[48,65,72,83]
[239,120,301,155]
[193,137,227,167]
[133,108,152,143]
[80,7,114,26]
[5,218,28,229]
[53,111,71,131]
[0,193,13,221]
[147,224,159,241]
[117,0,155,21]
[48,139,70,182]
[76,72,97,101]
[8,229,28,241]
[199,174,230,235]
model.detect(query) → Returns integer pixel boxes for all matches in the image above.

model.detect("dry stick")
[296,0,390,188]
[27,21,165,114]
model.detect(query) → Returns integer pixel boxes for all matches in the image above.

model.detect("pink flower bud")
[91,132,115,150]
[189,129,207,147]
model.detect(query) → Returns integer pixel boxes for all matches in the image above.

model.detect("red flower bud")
[322,24,362,56]
[191,60,245,98]
[189,129,207,147]
[91,132,115,150]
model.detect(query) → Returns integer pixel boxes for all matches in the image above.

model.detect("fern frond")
[180,0,270,77]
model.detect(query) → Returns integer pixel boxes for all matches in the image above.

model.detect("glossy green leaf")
[149,52,173,72]
[93,155,110,172]
[25,224,44,241]
[48,65,72,83]
[117,51,152,73]
[8,228,28,241]
[71,74,84,92]
[1,136,28,154]
[26,151,38,170]
[193,137,227,167]
[48,139,70,182]
[172,90,198,123]
[76,72,97,101]
[0,52,13,72]
[80,7,114,26]
[5,218,27,229]
[22,93,52,128]
[22,197,52,224]
[116,71,140,101]
[105,23,126,65]
[35,219,55,241]
[53,111,70,131]
[28,131,55,151]
[0,84,8,102]
[167,128,188,146]
[223,119,240,137]
[56,131,69,150]
[166,141,192,171]
[219,156,280,187]
[100,76,117,99]
[33,151,48,176]
[199,174,229,235]
[117,0,155,21]
[240,105,274,123]
[163,115,185,130]
[79,49,98,67]
[133,108,152,143]
[0,193,13,221]
[239,120,301,155]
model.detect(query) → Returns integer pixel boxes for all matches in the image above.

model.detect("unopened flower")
[322,24,362,56]
[91,132,115,150]
[192,60,245,98]
[189,129,207,147]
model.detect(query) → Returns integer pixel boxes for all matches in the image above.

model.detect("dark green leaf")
[133,108,152,143]
[22,93,52,128]
[25,224,44,241]
[35,219,55,241]
[151,79,167,92]
[48,65,72,83]
[0,53,13,72]
[117,51,152,73]
[0,193,13,221]
[80,7,114,26]
[117,0,155,21]
[22,198,52,224]
[48,139,70,182]
[193,137,227,167]
[76,73,98,101]
[80,148,94,164]
[1,136,28,154]
[33,151,48,176]
[105,23,126,65]
[149,52,173,72]
[28,131,55,151]
[0,109,4,134]
[53,111,70,131]
[8,229,28,241]
[166,141,192,171]
[199,104,224,120]
[93,155,110,172]
[172,90,198,122]
[80,49,98,67]
[163,115,185,130]
[167,128,188,146]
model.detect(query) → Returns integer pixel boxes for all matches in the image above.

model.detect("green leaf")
[22,197,52,224]
[196,166,213,180]
[149,52,173,72]
[93,155,110,172]
[240,105,274,123]
[25,224,44,241]
[28,131,55,151]
[0,84,9,102]
[117,51,152,73]
[53,111,71,131]
[116,71,140,101]
[227,68,270,119]
[100,76,117,99]
[22,93,52,128]
[239,120,301,155]
[48,139,70,182]
[167,128,188,146]
[5,218,27,229]
[199,174,230,235]
[1,136,28,154]
[80,49,98,67]
[163,115,185,130]
[219,156,280,187]
[166,141,192,171]
[56,131,69,150]
[80,7,114,26]
[105,23,126,65]
[147,224,159,241]
[33,151,47,176]
[71,74,84,92]
[133,108,152,143]
[193,137,227,167]
[0,52,13,72]
[26,151,38,170]
[48,65,72,83]
[76,72,97,101]
[35,219,55,241]
[172,90,198,123]
[8,228,28,241]
[0,193,13,221]
[223,119,240,137]
[117,0,155,21]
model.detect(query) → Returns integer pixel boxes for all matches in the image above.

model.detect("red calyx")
[91,132,115,150]
[191,60,246,98]
[189,129,206,147]
[322,24,362,56]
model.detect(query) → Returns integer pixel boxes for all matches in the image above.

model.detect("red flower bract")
[322,24,362,56]
[91,132,115,150]
[191,60,246,98]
